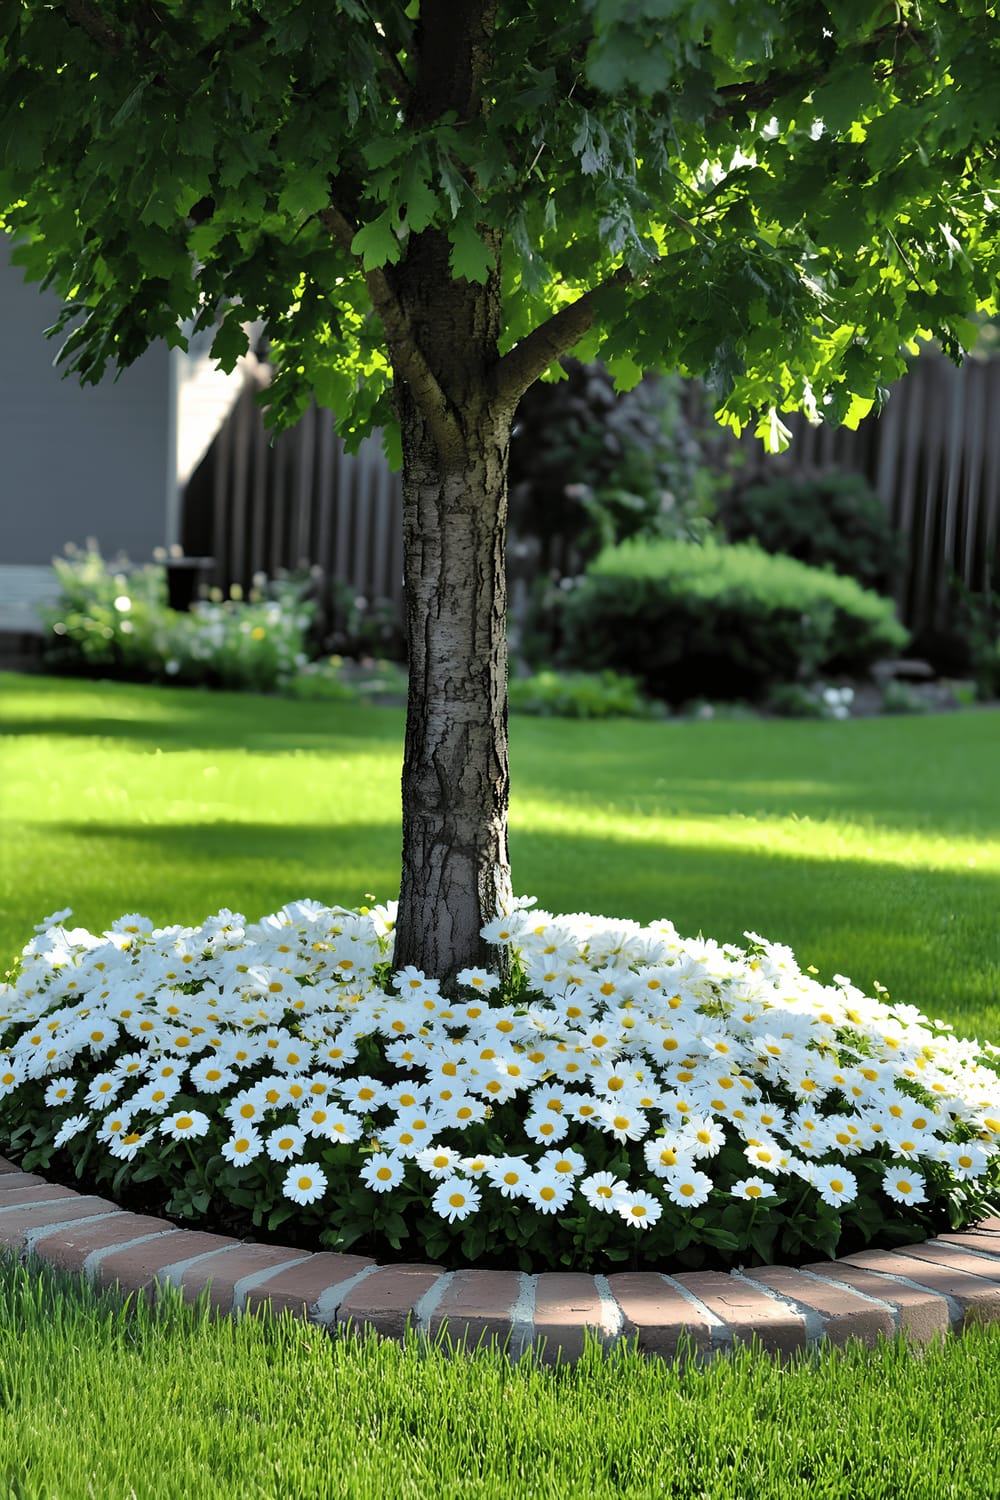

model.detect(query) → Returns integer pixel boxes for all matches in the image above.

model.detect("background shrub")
[716,470,903,593]
[508,360,711,567]
[507,668,659,720]
[40,542,344,696]
[557,538,909,704]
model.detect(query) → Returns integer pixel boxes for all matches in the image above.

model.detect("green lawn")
[2,671,998,1038]
[2,671,1000,1500]
[2,1253,1000,1500]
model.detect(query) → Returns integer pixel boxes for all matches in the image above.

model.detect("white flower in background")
[731,1177,777,1201]
[580,1171,627,1212]
[359,1152,405,1192]
[159,1109,210,1141]
[431,1176,480,1222]
[882,1169,928,1205]
[221,1128,264,1166]
[617,1189,663,1228]
[266,1125,305,1162]
[282,1163,328,1205]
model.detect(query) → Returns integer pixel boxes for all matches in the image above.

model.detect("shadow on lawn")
[6,817,998,1028]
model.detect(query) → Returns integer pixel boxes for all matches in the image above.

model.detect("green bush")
[716,471,903,592]
[558,538,909,704]
[508,668,660,719]
[40,542,350,697]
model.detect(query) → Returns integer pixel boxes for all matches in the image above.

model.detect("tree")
[2,1,997,978]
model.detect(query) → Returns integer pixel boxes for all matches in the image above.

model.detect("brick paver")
[27,1212,179,1276]
[841,1247,1000,1328]
[242,1251,377,1321]
[164,1243,314,1312]
[798,1260,950,1345]
[2,1154,1000,1360]
[0,1194,122,1251]
[743,1264,895,1348]
[336,1263,444,1339]
[607,1272,714,1359]
[532,1272,617,1362]
[424,1268,523,1351]
[94,1229,243,1293]
[673,1270,808,1357]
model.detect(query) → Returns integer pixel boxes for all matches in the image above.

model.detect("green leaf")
[351,208,401,271]
[447,217,493,284]
[210,313,249,373]
[277,166,332,222]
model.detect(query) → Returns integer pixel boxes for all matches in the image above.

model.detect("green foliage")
[508,668,660,720]
[558,538,909,703]
[39,541,352,698]
[508,360,710,564]
[913,579,1000,699]
[716,471,904,592]
[1,1,997,447]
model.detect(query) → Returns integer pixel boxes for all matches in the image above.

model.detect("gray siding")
[1,236,172,566]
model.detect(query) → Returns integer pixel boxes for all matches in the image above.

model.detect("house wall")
[0,236,173,567]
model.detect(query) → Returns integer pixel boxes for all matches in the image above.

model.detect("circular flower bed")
[2,899,999,1273]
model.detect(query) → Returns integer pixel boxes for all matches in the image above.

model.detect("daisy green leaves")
[2,896,999,1274]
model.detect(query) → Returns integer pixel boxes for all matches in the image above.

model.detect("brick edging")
[4,1156,1000,1361]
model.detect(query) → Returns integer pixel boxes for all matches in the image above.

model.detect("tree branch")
[490,265,634,408]
[60,0,124,54]
[318,203,462,457]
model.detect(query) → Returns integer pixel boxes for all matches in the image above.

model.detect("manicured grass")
[2,671,998,1038]
[2,1252,1000,1500]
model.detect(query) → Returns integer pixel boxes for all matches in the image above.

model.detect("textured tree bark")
[392,390,513,979]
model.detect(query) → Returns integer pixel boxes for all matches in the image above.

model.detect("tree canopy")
[2,1,997,454]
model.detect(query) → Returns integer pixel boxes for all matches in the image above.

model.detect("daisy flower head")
[96,1112,132,1145]
[523,1109,568,1145]
[456,966,500,995]
[44,1076,76,1108]
[392,965,441,1001]
[580,1171,627,1212]
[811,1166,858,1207]
[643,1136,696,1177]
[663,1166,714,1208]
[282,1163,328,1205]
[682,1114,726,1159]
[130,1077,182,1115]
[52,1113,90,1148]
[431,1176,481,1223]
[882,1168,928,1205]
[224,1088,264,1128]
[84,1072,123,1110]
[221,1128,264,1166]
[731,1176,777,1202]
[266,1124,306,1162]
[523,1172,574,1215]
[486,1156,531,1198]
[938,1140,990,1180]
[617,1189,663,1230]
[188,1057,237,1094]
[359,1152,406,1193]
[159,1109,211,1141]
[539,1147,587,1179]
[416,1144,463,1179]
[108,1128,151,1161]
[596,1103,648,1143]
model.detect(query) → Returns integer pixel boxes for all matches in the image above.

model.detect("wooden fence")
[182,351,1000,641]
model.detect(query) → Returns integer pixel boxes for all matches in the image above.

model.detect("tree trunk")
[391,390,513,979]
[388,220,513,980]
